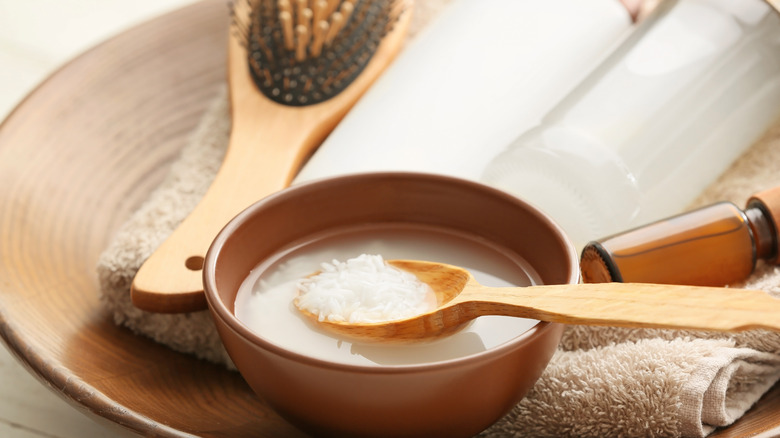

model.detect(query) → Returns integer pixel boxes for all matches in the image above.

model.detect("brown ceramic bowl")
[203,172,578,438]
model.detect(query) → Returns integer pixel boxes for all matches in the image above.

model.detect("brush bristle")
[230,0,407,106]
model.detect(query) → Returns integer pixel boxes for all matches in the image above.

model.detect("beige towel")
[97,1,780,436]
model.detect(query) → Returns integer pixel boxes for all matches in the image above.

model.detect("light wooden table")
[0,2,198,436]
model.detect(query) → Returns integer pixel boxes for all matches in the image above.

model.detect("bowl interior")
[206,172,578,323]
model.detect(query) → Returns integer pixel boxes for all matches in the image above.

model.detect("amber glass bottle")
[580,187,780,286]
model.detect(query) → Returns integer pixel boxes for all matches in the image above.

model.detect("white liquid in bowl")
[235,223,543,366]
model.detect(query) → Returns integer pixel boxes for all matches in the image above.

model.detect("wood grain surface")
[0,0,777,436]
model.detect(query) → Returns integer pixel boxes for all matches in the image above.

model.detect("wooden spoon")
[299,259,780,343]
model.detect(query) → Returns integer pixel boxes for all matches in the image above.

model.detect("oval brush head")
[231,0,408,106]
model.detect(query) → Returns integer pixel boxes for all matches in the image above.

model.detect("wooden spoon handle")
[467,282,780,332]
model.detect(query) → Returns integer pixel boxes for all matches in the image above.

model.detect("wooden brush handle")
[130,109,319,312]
[464,282,780,332]
[131,9,412,313]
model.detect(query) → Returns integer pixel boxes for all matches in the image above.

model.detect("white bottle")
[481,0,780,248]
[294,0,638,183]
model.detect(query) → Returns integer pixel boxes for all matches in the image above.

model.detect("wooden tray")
[0,1,777,436]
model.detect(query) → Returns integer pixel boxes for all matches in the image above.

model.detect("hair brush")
[131,0,413,313]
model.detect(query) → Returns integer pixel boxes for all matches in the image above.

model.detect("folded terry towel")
[97,1,780,436]
[482,337,780,437]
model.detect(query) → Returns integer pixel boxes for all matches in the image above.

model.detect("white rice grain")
[295,254,434,323]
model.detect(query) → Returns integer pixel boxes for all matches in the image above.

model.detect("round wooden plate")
[0,1,303,436]
[0,0,777,436]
